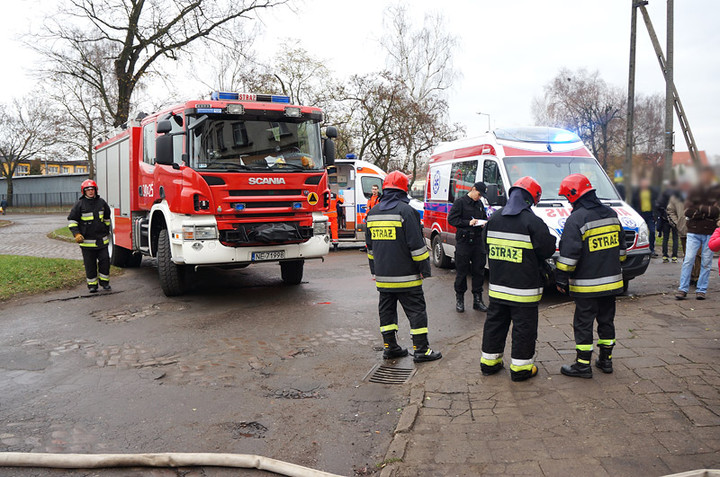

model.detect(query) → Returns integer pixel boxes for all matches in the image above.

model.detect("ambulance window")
[361,176,383,199]
[143,122,156,164]
[449,160,478,202]
[483,160,506,200]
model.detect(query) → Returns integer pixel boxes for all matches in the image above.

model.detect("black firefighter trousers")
[481,301,538,361]
[454,241,485,295]
[81,246,110,289]
[379,289,429,344]
[573,295,616,346]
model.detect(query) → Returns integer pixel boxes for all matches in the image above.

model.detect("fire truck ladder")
[638,4,702,169]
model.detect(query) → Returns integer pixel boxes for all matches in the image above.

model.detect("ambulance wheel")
[157,228,187,296]
[281,260,304,285]
[431,235,452,269]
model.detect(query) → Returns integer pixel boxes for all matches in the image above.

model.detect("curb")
[379,384,425,477]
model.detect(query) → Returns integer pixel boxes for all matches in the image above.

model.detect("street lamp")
[476,112,491,132]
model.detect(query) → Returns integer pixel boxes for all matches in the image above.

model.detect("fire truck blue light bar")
[210,92,291,103]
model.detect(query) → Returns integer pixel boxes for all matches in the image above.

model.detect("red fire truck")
[95,92,336,296]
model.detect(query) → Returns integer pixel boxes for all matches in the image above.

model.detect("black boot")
[595,345,614,374]
[473,293,488,312]
[412,334,442,363]
[481,353,504,376]
[511,365,538,382]
[88,285,98,294]
[561,350,593,378]
[382,332,408,359]
[456,293,465,313]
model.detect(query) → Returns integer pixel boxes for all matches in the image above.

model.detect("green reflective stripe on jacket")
[581,224,622,241]
[68,221,78,227]
[569,279,623,294]
[411,251,429,262]
[80,212,94,221]
[367,220,402,228]
[486,237,534,250]
[377,280,423,289]
[380,324,399,333]
[489,284,543,303]
[556,261,576,272]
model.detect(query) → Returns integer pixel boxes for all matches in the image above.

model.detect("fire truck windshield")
[503,157,621,201]
[188,115,324,172]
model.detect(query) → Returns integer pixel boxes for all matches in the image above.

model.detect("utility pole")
[663,0,674,184]
[624,1,644,194]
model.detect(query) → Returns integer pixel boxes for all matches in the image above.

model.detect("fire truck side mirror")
[155,134,174,166]
[323,137,336,166]
[156,120,172,134]
[325,126,338,139]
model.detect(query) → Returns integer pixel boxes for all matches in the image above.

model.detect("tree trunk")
[6,178,13,207]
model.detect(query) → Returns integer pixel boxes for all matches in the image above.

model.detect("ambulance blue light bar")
[494,127,581,144]
[210,91,291,103]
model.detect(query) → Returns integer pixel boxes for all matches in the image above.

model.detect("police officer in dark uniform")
[448,182,488,313]
[68,179,112,293]
[480,177,556,382]
[556,174,627,378]
[366,171,442,363]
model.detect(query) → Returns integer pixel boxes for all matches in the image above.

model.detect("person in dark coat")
[631,178,659,257]
[448,182,488,313]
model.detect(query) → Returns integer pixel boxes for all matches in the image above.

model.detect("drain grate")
[364,364,416,384]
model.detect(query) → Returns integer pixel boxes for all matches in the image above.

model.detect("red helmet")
[510,176,542,205]
[81,179,98,194]
[559,174,594,203]
[383,171,409,192]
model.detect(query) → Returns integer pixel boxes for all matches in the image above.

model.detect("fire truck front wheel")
[280,260,304,285]
[157,228,188,296]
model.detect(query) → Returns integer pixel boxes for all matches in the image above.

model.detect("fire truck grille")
[229,189,302,197]
[220,222,313,245]
[243,201,294,209]
[624,230,636,248]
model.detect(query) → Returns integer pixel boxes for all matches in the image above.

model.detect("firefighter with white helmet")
[480,176,556,381]
[556,173,627,378]
[67,179,113,293]
[365,171,442,363]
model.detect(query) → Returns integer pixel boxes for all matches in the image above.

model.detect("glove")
[74,234,84,243]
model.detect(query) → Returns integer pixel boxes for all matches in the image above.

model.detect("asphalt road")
[0,214,716,476]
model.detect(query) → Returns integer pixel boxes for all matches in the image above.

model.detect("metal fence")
[0,192,82,208]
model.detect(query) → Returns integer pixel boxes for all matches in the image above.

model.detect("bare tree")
[0,99,58,205]
[533,68,625,170]
[35,0,289,127]
[379,6,462,184]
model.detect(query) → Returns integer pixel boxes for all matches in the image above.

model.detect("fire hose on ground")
[0,452,345,477]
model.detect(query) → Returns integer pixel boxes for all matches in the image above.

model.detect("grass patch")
[0,220,12,228]
[377,457,403,468]
[47,225,76,243]
[0,255,89,301]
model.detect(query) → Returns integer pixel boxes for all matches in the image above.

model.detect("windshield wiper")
[269,163,306,171]
[201,162,251,170]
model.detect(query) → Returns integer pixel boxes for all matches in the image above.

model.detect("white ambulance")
[423,127,651,291]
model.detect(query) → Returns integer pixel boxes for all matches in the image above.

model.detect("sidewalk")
[381,292,720,477]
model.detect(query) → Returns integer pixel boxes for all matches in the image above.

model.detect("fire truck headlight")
[226,104,245,115]
[182,226,217,241]
[313,221,328,236]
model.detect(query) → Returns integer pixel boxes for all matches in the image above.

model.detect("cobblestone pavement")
[0,214,80,259]
[381,289,720,477]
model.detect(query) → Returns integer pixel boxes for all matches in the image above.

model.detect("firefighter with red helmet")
[67,179,113,293]
[366,171,442,363]
[480,177,556,381]
[556,173,627,378]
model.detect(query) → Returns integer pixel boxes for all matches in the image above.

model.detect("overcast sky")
[3,0,719,158]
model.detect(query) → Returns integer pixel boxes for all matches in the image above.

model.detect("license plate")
[251,250,286,261]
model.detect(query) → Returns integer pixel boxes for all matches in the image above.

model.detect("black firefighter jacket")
[448,194,487,245]
[67,196,112,248]
[482,208,556,307]
[555,195,627,298]
[366,201,431,293]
